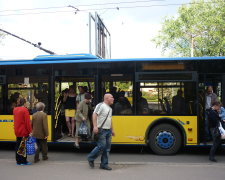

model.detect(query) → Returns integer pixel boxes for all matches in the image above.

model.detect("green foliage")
[153,0,225,57]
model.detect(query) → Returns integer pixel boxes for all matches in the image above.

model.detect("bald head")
[104,93,114,105]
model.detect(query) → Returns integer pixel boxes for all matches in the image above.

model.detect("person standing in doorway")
[76,86,85,106]
[87,94,115,170]
[64,86,76,137]
[13,98,32,165]
[205,86,218,142]
[74,93,92,148]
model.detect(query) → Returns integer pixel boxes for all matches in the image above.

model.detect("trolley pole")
[0,28,56,55]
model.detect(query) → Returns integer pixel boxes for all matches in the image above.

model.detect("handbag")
[26,137,36,155]
[218,121,225,139]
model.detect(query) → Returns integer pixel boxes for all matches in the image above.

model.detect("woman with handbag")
[13,98,32,165]
[208,101,222,162]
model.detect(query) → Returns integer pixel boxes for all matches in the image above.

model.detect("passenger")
[205,86,218,142]
[9,92,20,114]
[83,86,88,93]
[63,86,76,137]
[208,101,222,162]
[13,98,32,165]
[114,91,132,115]
[137,91,149,114]
[74,93,93,148]
[34,84,48,111]
[219,106,225,122]
[32,102,49,163]
[91,91,96,108]
[55,89,69,138]
[110,86,119,103]
[172,89,186,115]
[87,93,115,170]
[76,86,85,105]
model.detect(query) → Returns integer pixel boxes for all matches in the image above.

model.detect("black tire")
[149,123,182,155]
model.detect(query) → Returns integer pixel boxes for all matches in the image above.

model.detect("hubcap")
[156,131,174,149]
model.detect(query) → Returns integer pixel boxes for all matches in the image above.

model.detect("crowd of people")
[13,98,48,165]
[13,84,115,170]
[12,84,225,167]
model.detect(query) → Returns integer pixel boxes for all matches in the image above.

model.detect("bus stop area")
[0,144,225,180]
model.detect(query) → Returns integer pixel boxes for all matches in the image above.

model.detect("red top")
[13,106,32,137]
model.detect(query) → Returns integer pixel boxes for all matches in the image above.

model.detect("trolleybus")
[0,54,224,155]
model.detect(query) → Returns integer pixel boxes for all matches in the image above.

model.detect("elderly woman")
[13,98,32,165]
[32,102,49,163]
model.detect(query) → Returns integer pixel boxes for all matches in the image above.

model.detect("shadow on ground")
[1,141,224,156]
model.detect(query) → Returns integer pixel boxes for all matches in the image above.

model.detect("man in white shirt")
[87,94,115,170]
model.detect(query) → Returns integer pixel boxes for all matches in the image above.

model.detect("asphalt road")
[0,143,225,180]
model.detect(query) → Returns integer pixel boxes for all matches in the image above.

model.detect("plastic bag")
[218,122,225,139]
[26,137,36,155]
[78,121,89,140]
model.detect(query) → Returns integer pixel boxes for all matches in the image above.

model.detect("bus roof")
[0,53,225,66]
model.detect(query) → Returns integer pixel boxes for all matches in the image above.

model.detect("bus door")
[0,83,3,114]
[54,76,95,142]
[198,73,224,142]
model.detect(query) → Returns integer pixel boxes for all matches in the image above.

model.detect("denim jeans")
[209,128,221,159]
[87,129,112,168]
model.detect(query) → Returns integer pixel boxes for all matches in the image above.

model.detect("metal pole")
[0,28,56,55]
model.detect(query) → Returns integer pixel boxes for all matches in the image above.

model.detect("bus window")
[7,76,49,114]
[102,75,133,115]
[138,82,196,115]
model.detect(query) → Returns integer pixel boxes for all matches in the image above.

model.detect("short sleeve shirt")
[94,102,112,129]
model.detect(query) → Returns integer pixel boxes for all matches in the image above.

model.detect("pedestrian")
[31,102,49,163]
[208,101,222,162]
[63,86,76,137]
[87,93,115,170]
[205,86,218,142]
[74,93,93,148]
[13,98,32,165]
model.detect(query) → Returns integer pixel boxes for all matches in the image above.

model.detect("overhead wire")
[0,1,222,17]
[0,0,165,13]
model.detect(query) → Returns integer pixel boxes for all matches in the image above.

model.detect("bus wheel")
[149,124,182,155]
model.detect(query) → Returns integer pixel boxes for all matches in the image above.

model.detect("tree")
[153,0,225,57]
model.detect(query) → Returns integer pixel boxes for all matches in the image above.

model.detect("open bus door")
[53,76,95,142]
[198,73,224,143]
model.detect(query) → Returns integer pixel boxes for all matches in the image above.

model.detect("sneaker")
[99,166,112,170]
[88,161,94,168]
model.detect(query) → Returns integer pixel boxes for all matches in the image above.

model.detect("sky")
[0,0,191,60]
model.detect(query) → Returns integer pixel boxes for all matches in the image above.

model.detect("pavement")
[0,144,225,180]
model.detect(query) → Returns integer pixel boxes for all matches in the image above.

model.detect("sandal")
[74,142,80,149]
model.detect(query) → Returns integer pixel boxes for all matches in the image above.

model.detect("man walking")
[87,93,115,170]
